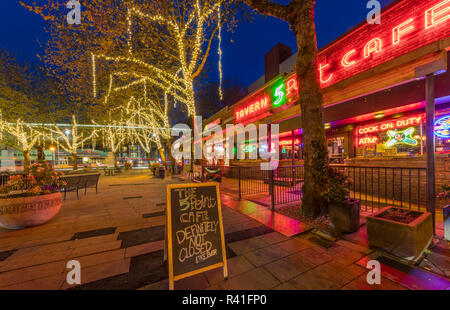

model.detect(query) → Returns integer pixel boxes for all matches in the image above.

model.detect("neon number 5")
[274,84,285,107]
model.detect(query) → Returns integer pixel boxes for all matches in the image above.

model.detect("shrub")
[0,162,66,198]
[321,166,353,204]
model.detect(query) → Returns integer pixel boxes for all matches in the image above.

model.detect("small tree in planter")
[0,162,66,229]
[438,185,449,241]
[323,166,360,234]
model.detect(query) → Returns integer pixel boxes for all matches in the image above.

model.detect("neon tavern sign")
[235,75,299,122]
[234,0,449,122]
[318,0,450,86]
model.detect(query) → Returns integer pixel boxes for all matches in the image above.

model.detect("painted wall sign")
[318,0,449,86]
[435,115,450,138]
[165,183,227,290]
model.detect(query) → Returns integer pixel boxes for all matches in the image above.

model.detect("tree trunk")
[36,145,46,163]
[292,1,328,217]
[148,152,152,170]
[158,147,166,166]
[244,0,328,217]
[166,138,177,175]
[72,153,78,171]
[23,150,31,173]
[113,152,117,169]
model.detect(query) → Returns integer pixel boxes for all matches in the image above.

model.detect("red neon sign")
[358,137,379,146]
[234,75,300,122]
[357,115,423,135]
[235,96,269,122]
[318,0,449,86]
[279,139,301,146]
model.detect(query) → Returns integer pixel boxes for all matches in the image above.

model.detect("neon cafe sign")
[235,0,449,123]
[318,0,449,86]
[235,76,299,122]
[357,115,423,146]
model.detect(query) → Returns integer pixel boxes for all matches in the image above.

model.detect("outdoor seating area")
[0,0,449,297]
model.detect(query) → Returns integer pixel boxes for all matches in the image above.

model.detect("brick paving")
[0,172,449,290]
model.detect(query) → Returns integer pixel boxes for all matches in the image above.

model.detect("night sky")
[0,0,395,88]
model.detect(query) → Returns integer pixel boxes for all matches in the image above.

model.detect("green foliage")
[321,166,353,204]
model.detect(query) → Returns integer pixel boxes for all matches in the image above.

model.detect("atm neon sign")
[318,0,449,86]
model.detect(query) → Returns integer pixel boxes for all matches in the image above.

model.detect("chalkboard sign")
[166,183,227,290]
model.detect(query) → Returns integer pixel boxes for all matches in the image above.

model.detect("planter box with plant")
[323,166,360,233]
[438,185,449,241]
[0,162,66,230]
[367,206,433,260]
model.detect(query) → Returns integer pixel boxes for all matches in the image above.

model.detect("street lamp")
[49,146,56,169]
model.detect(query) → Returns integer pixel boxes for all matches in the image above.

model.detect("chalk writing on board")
[173,187,219,264]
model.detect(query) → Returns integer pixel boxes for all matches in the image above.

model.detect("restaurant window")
[355,115,424,157]
[279,136,301,160]
[328,136,346,158]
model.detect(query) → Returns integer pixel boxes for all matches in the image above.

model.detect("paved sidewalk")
[0,173,449,290]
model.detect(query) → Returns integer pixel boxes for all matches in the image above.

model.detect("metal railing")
[204,164,428,213]
[333,165,427,212]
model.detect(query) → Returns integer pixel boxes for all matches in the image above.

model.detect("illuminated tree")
[0,112,43,173]
[243,0,328,217]
[91,0,239,172]
[47,115,97,171]
[125,96,169,169]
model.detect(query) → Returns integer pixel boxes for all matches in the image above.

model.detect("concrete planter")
[367,207,433,260]
[329,199,361,233]
[444,205,450,241]
[0,192,62,230]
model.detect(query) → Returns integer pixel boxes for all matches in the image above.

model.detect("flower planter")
[367,206,433,261]
[444,205,450,242]
[328,199,361,233]
[0,192,62,230]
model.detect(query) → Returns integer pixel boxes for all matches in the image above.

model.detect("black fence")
[203,164,428,213]
[333,165,427,212]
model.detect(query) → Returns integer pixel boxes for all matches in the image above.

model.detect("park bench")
[60,175,81,200]
[81,173,100,195]
[60,173,101,199]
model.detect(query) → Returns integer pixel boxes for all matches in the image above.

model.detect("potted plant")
[0,162,66,230]
[438,185,449,241]
[367,207,433,261]
[323,166,360,233]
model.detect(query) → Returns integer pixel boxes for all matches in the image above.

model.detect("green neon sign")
[385,127,418,148]
[243,145,257,153]
[273,83,286,107]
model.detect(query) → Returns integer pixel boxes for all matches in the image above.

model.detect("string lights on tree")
[46,115,97,171]
[0,110,42,173]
